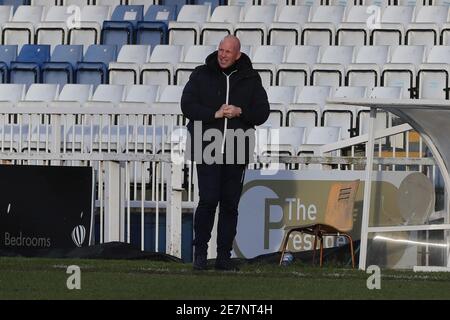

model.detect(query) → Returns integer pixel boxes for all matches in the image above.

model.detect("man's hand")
[223,105,242,119]
[215,104,227,119]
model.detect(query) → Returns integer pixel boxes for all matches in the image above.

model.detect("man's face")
[217,39,241,69]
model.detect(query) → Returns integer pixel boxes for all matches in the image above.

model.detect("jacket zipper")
[221,69,238,154]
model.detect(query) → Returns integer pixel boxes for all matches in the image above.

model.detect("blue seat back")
[83,44,117,64]
[16,44,50,66]
[137,5,176,45]
[51,45,83,68]
[0,45,16,82]
[0,0,29,13]
[0,44,17,67]
[76,45,117,87]
[110,5,144,28]
[143,5,177,23]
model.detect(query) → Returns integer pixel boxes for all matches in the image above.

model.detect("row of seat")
[9,3,450,50]
[168,4,450,46]
[0,82,401,105]
[0,83,181,104]
[4,43,450,101]
[0,82,398,143]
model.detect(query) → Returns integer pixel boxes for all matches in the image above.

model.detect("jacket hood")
[205,50,254,73]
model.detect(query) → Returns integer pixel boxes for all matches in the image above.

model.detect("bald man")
[181,36,270,271]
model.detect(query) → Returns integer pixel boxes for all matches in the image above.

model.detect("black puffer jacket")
[181,51,270,164]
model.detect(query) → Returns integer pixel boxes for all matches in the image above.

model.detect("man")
[181,35,270,271]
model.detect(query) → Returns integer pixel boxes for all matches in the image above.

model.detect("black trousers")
[193,163,246,259]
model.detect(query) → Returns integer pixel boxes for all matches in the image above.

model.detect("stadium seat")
[2,5,44,48]
[136,5,176,47]
[89,84,125,105]
[57,83,93,103]
[140,44,184,85]
[168,4,211,45]
[61,0,89,6]
[108,44,151,85]
[101,5,145,48]
[76,44,117,87]
[286,86,332,129]
[0,44,17,83]
[311,45,354,87]
[264,126,306,156]
[268,5,310,46]
[265,103,284,128]
[174,44,215,85]
[52,83,94,152]
[123,84,159,105]
[303,126,342,145]
[405,6,448,46]
[381,45,426,98]
[276,45,319,86]
[128,0,157,13]
[17,83,59,138]
[35,6,72,49]
[194,0,225,11]
[96,0,121,6]
[31,0,56,5]
[1,0,29,12]
[302,6,344,46]
[322,87,366,139]
[23,83,59,102]
[228,0,253,5]
[0,83,25,102]
[118,84,160,127]
[200,5,242,45]
[357,86,403,136]
[267,85,296,106]
[417,45,450,99]
[156,84,184,103]
[234,5,277,46]
[83,84,126,149]
[251,45,285,87]
[336,6,373,46]
[68,5,111,50]
[0,5,13,26]
[346,45,389,87]
[42,44,83,86]
[10,44,50,88]
[370,6,414,46]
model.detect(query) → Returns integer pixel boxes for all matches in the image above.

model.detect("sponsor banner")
[0,165,92,252]
[233,170,434,260]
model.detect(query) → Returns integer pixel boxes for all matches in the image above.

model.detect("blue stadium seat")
[0,44,17,83]
[0,0,29,13]
[76,44,117,87]
[136,5,176,46]
[42,45,83,86]
[101,5,144,48]
[10,44,50,88]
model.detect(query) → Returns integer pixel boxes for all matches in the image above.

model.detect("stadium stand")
[0,0,445,269]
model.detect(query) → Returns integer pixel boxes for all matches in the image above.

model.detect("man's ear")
[236,51,241,60]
